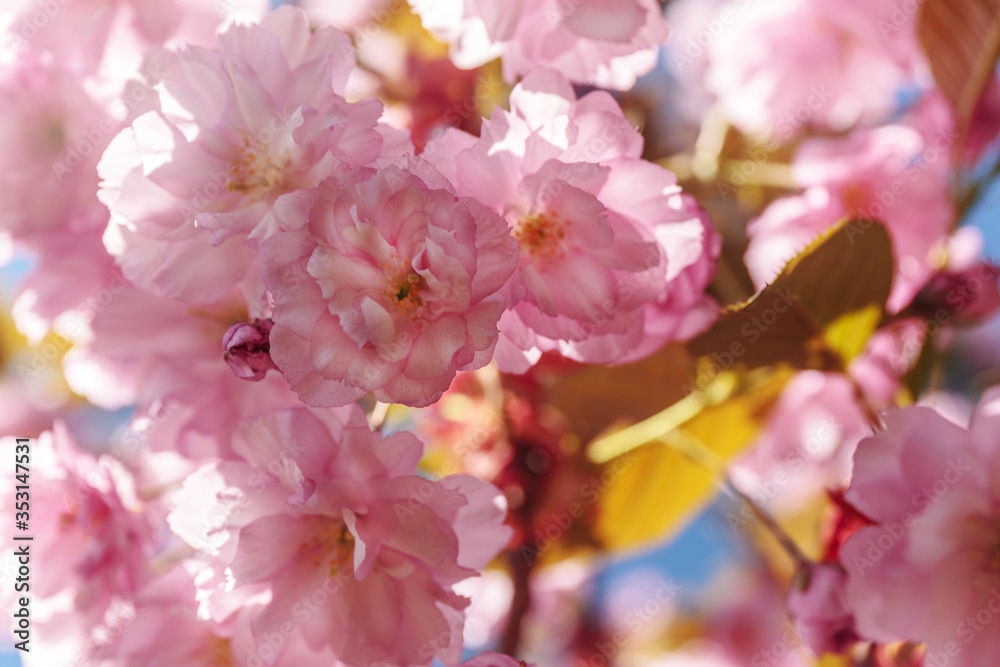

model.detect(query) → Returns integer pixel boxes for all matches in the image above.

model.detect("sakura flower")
[847,318,927,408]
[410,0,670,90]
[910,80,1000,168]
[11,231,120,345]
[0,60,113,242]
[423,69,719,372]
[704,0,924,140]
[168,406,513,667]
[1,0,267,81]
[298,0,389,32]
[261,157,520,407]
[91,560,266,667]
[745,121,955,312]
[62,285,300,460]
[701,568,810,667]
[99,5,388,303]
[911,227,1000,327]
[840,388,1000,666]
[786,562,859,656]
[732,371,869,513]
[0,425,155,629]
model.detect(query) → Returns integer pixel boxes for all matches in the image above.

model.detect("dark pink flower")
[841,389,1000,665]
[261,158,519,407]
[223,319,276,382]
[786,563,859,656]
[424,70,719,371]
[99,6,389,303]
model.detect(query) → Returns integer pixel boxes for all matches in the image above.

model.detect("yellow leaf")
[591,366,793,551]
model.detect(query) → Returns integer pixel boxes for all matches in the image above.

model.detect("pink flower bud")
[222,319,276,382]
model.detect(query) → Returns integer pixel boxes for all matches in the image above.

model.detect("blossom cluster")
[0,1,712,665]
[3,0,1000,666]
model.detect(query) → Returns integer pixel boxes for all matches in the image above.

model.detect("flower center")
[515,211,568,259]
[967,515,1000,578]
[985,519,1000,573]
[300,521,355,579]
[842,182,874,217]
[206,635,237,667]
[226,136,289,198]
[37,114,67,156]
[381,257,426,318]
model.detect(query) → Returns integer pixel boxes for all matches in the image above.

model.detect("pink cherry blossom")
[10,232,120,345]
[261,157,519,407]
[745,121,955,312]
[423,69,719,372]
[1,0,267,80]
[703,568,811,667]
[168,405,512,666]
[733,371,869,512]
[912,227,1000,327]
[410,0,669,90]
[786,562,858,656]
[0,60,113,242]
[62,285,301,460]
[840,388,1000,666]
[98,5,389,303]
[847,318,927,408]
[89,560,263,667]
[0,425,155,629]
[297,0,389,32]
[704,0,924,140]
[910,80,1000,168]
